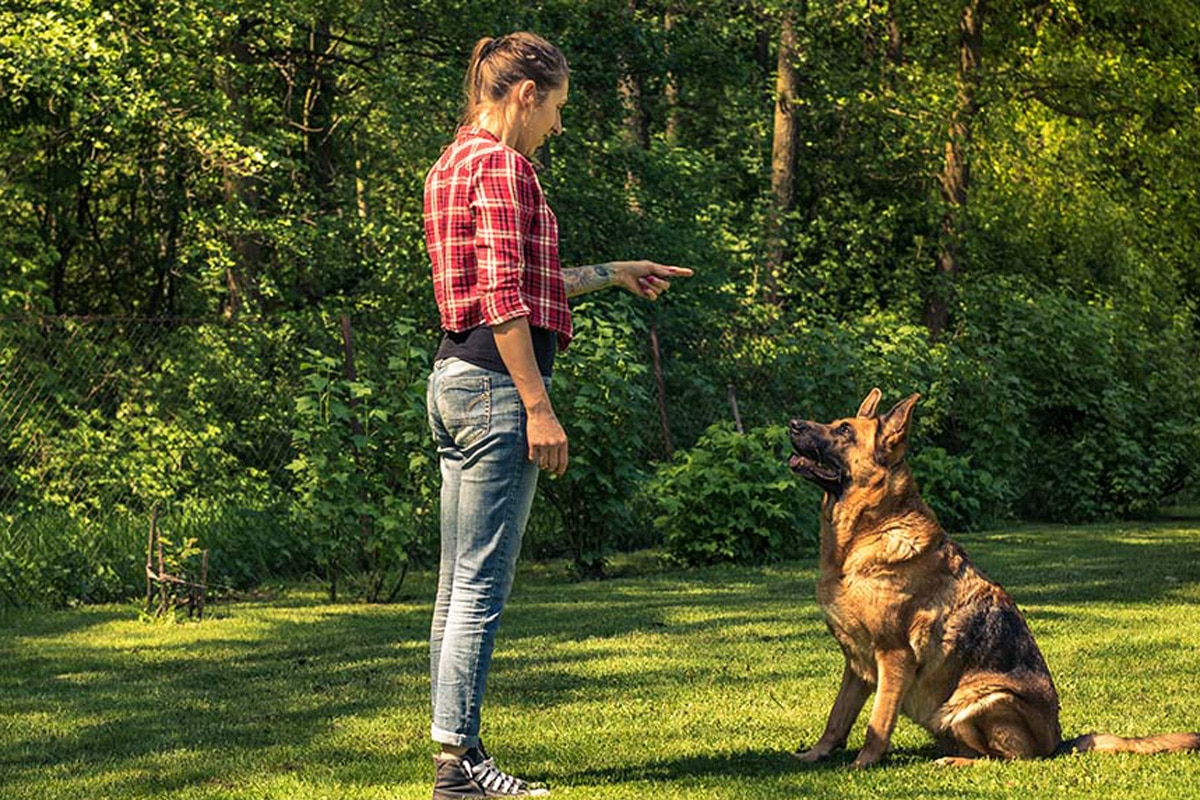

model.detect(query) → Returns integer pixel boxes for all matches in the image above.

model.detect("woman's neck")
[477,105,528,156]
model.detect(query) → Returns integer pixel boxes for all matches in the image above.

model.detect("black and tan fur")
[787,388,1200,767]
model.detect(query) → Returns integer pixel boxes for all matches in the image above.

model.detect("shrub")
[0,512,142,607]
[287,316,438,602]
[650,422,818,566]
[533,300,656,576]
[951,275,1200,521]
[907,446,1008,533]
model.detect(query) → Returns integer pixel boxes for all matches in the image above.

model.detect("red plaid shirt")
[424,126,573,350]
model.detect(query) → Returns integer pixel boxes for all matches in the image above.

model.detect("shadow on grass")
[952,520,1200,606]
[0,568,826,796]
[1,520,1198,797]
[0,600,436,796]
[571,745,991,797]
[0,606,133,639]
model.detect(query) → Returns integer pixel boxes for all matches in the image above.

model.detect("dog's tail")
[1057,731,1200,756]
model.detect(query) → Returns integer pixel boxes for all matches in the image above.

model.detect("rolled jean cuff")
[431,723,478,749]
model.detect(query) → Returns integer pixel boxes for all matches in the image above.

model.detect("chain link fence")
[0,315,368,607]
[0,309,722,608]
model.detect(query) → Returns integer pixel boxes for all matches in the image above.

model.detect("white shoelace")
[468,756,525,795]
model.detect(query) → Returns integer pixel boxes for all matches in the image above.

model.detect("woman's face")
[520,79,568,156]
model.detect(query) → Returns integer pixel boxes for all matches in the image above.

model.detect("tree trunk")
[150,141,183,316]
[618,1,674,462]
[885,0,904,68]
[866,0,904,70]
[305,19,338,216]
[924,0,985,340]
[617,1,650,213]
[766,7,803,302]
[219,18,263,318]
[663,10,680,144]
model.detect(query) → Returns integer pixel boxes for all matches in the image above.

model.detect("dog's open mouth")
[788,452,841,483]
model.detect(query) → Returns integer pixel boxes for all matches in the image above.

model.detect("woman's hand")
[492,316,569,476]
[527,402,568,476]
[611,260,694,300]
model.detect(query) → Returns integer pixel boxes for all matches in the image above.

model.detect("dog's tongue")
[788,454,804,470]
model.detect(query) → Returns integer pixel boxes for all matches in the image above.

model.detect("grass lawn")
[3,517,1200,799]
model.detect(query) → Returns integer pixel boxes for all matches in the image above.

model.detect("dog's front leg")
[851,648,915,768]
[794,660,871,762]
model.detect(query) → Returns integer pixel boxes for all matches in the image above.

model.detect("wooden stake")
[649,321,673,459]
[145,504,159,614]
[728,384,745,434]
[198,550,209,620]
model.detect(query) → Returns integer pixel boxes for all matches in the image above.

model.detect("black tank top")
[434,325,556,377]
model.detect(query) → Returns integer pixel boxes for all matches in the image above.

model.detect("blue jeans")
[426,357,543,748]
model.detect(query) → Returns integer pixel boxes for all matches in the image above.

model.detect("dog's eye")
[836,423,853,437]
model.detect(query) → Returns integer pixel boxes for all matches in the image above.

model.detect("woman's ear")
[515,79,539,109]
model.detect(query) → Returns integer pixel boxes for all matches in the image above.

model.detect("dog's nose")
[789,419,805,434]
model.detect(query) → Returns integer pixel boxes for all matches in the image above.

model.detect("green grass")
[3,518,1200,799]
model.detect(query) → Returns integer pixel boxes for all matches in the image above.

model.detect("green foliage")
[534,300,655,576]
[4,1,1200,606]
[0,512,142,607]
[0,318,302,608]
[907,447,1005,533]
[651,422,817,566]
[286,316,438,601]
[174,498,303,592]
[949,275,1200,522]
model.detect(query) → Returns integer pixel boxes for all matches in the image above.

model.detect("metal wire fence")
[0,315,333,607]
[0,309,729,608]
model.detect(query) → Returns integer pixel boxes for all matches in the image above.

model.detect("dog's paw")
[791,747,831,763]
[849,751,884,769]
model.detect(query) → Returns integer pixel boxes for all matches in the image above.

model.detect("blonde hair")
[461,32,569,126]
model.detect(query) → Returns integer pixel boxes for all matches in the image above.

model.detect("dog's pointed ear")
[857,387,883,418]
[877,393,921,465]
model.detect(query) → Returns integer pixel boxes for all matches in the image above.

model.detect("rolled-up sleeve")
[473,151,534,326]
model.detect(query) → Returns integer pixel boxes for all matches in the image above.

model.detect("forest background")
[2,0,1199,607]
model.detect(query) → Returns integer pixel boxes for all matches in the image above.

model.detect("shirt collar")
[459,125,499,143]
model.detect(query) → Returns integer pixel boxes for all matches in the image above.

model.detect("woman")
[424,32,692,800]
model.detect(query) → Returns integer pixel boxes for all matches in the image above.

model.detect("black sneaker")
[431,748,549,798]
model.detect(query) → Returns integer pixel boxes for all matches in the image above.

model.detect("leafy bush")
[650,422,818,566]
[950,275,1200,522]
[0,319,304,608]
[907,447,1007,533]
[175,497,303,592]
[287,317,438,602]
[0,512,142,607]
[532,300,656,576]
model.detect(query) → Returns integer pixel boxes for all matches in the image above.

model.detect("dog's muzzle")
[788,420,842,484]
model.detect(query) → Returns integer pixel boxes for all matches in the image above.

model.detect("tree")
[925,0,985,339]
[766,5,804,301]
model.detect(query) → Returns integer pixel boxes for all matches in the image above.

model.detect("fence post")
[728,384,745,434]
[145,504,159,614]
[649,320,673,459]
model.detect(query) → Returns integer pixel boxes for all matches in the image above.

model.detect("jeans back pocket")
[436,375,492,450]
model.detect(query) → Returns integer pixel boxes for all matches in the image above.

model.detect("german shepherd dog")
[787,388,1200,767]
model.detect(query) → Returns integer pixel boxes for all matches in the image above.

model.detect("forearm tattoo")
[562,263,613,298]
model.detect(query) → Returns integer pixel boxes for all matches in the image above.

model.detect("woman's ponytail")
[459,32,568,126]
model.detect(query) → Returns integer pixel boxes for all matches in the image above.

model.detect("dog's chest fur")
[815,528,953,678]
